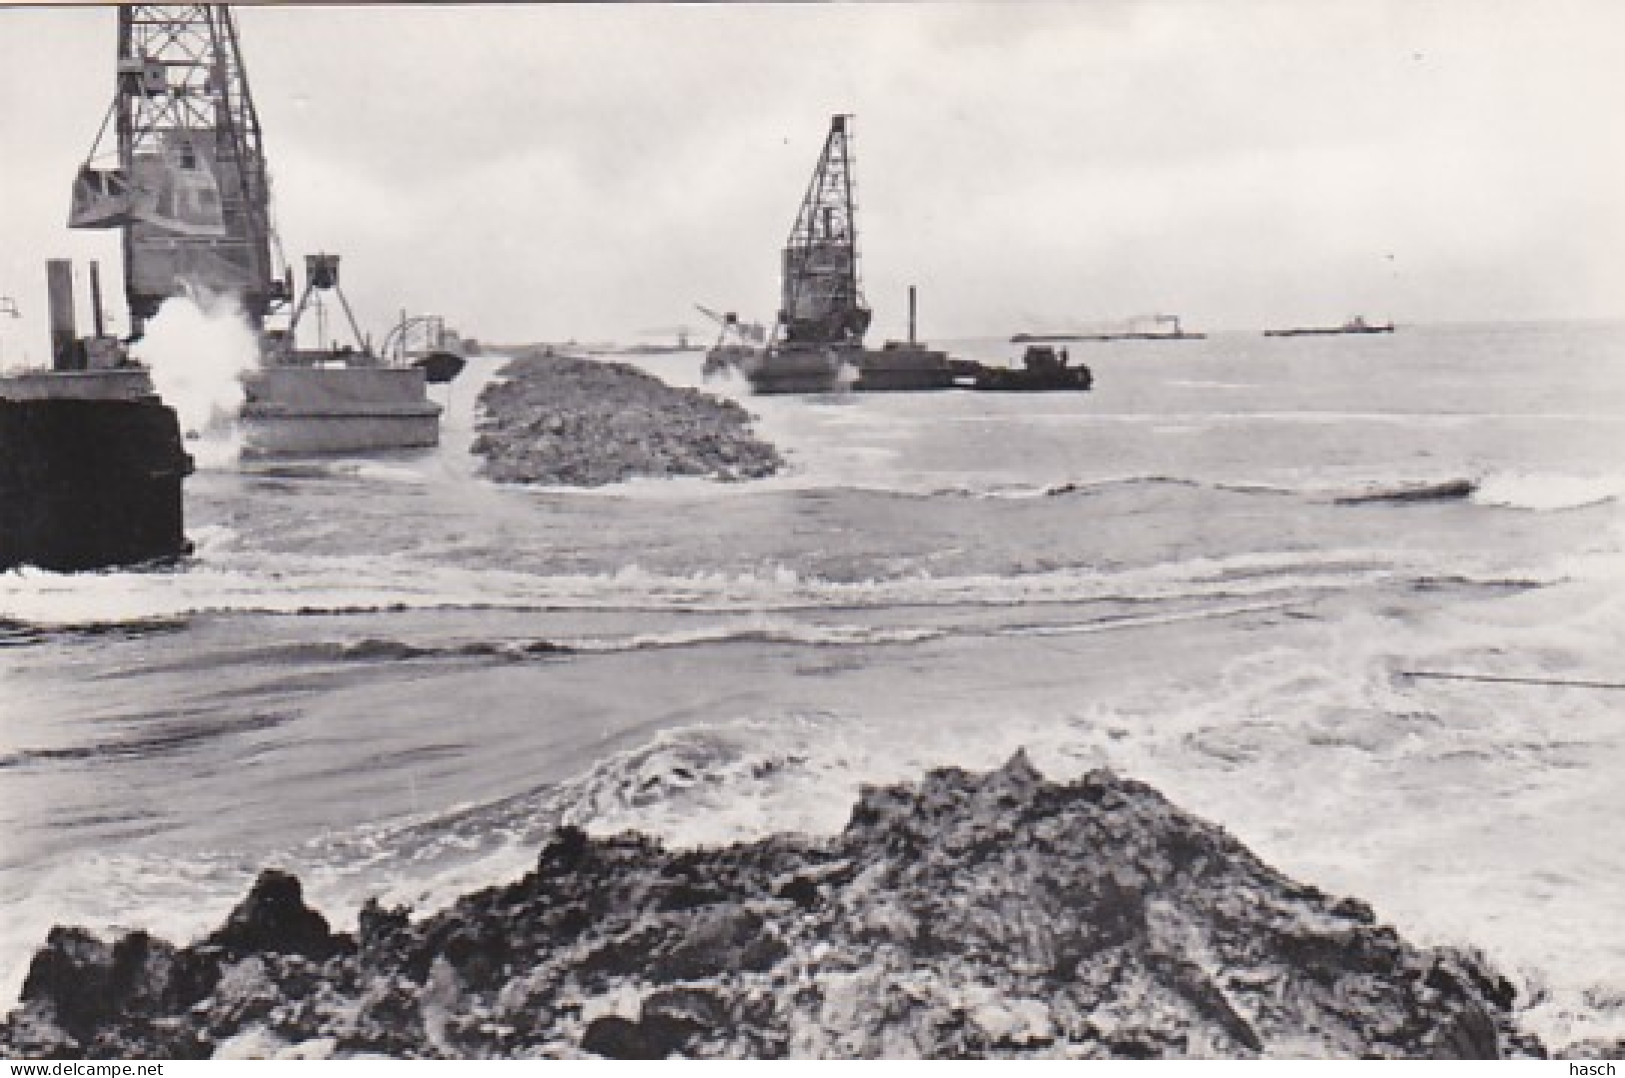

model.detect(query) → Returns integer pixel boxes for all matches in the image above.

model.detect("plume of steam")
[131,289,261,468]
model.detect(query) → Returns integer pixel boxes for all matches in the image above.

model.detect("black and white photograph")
[1,0,1622,1062]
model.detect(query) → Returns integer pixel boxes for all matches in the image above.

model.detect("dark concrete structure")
[0,394,193,572]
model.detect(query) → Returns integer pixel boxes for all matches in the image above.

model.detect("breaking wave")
[0,547,1442,628]
[1472,473,1624,512]
[932,473,1482,503]
[107,621,946,671]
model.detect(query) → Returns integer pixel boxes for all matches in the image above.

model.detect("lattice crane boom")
[70,4,286,337]
[776,114,870,348]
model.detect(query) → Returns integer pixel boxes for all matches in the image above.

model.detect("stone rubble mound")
[0,754,1549,1059]
[472,352,781,487]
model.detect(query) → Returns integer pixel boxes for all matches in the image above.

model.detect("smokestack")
[89,261,106,339]
[908,285,917,345]
[46,259,82,371]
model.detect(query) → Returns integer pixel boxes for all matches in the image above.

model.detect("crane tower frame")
[71,4,283,336]
[777,114,871,348]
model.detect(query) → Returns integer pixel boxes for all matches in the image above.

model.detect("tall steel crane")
[69,4,287,339]
[776,114,871,349]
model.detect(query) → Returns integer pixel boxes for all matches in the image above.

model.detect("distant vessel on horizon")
[1011,314,1204,344]
[1263,316,1395,338]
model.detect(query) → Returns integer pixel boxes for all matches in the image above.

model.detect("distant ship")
[1011,314,1204,344]
[1263,316,1395,338]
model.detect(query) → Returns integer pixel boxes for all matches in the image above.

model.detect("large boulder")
[208,869,344,962]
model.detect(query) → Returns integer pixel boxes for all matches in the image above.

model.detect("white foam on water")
[7,575,1622,1047]
[489,564,1624,1049]
[0,545,1437,627]
[0,850,257,1012]
[1473,471,1625,512]
[131,291,261,470]
[1087,588,1625,1051]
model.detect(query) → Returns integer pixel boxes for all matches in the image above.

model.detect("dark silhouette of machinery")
[776,115,871,350]
[970,346,1093,392]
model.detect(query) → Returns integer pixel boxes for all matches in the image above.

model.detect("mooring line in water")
[1400,670,1625,690]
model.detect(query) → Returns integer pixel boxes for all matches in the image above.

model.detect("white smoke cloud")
[131,290,261,468]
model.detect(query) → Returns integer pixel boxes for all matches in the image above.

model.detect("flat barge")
[1011,330,1205,343]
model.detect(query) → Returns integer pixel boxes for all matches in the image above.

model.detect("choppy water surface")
[3,321,1623,1047]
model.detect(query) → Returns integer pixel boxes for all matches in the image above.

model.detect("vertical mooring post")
[89,261,107,339]
[46,259,82,371]
[908,285,917,345]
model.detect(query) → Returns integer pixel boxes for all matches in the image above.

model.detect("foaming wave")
[0,849,258,1010]
[11,637,1623,1045]
[551,710,1110,849]
[248,717,886,929]
[1061,593,1625,1053]
[573,620,944,653]
[556,719,845,843]
[0,681,1186,1007]
[131,291,260,469]
[125,620,944,671]
[0,547,1418,628]
[1472,472,1624,512]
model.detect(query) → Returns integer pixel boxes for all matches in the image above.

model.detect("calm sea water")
[3,322,1623,1047]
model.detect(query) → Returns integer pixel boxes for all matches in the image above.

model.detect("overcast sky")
[3,1,1625,356]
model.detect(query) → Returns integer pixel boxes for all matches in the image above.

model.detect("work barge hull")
[741,344,959,395]
[736,344,1092,395]
[0,364,441,457]
[240,366,441,455]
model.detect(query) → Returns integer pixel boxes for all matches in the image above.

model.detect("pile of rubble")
[1,754,1554,1060]
[472,352,781,487]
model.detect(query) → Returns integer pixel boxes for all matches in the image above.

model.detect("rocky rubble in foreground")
[472,351,781,486]
[0,754,1554,1060]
